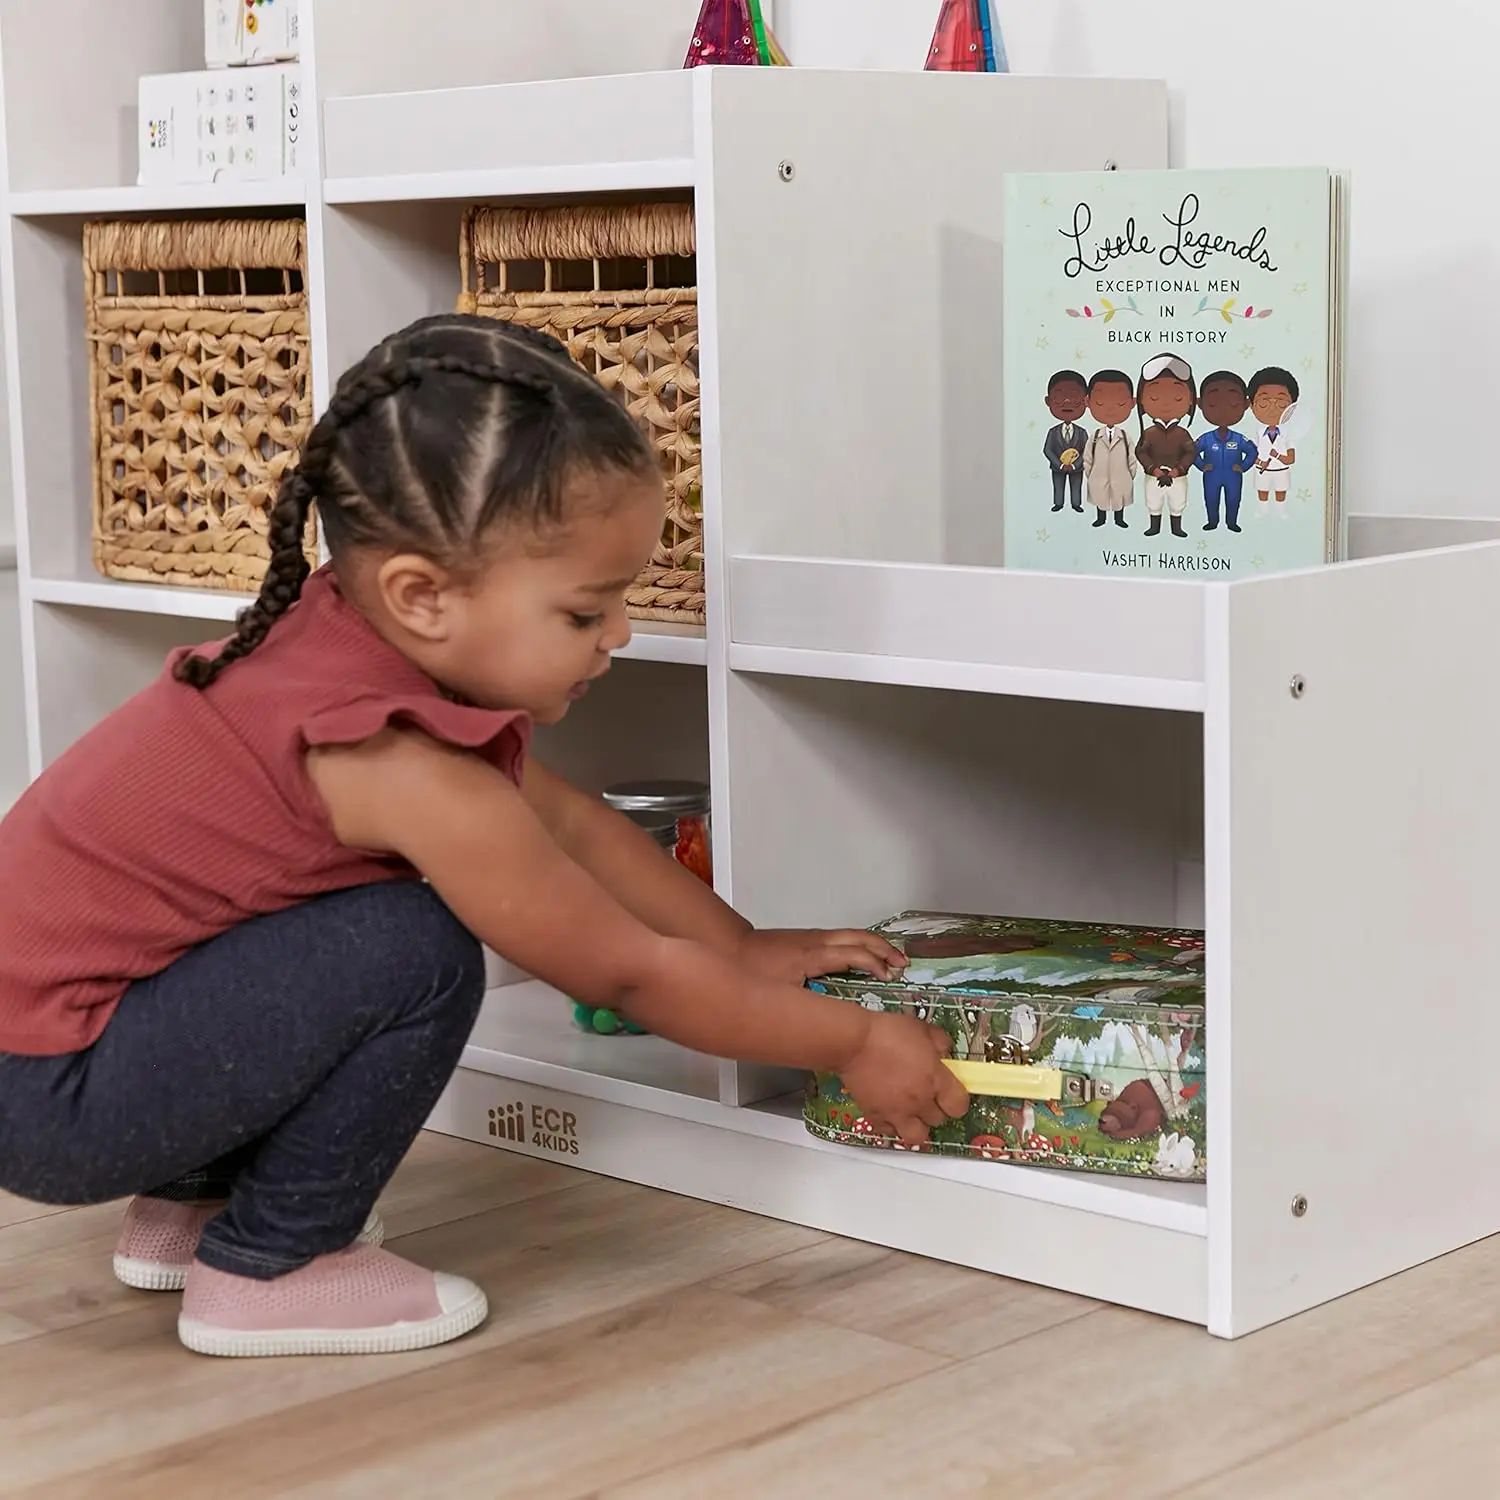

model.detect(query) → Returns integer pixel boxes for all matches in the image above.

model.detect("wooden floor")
[2,1134,1496,1497]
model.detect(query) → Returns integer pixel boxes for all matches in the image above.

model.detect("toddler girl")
[0,315,966,1358]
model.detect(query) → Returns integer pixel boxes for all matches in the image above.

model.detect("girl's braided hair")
[175,313,657,689]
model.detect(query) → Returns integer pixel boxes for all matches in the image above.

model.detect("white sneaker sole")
[177,1281,488,1358]
[112,1255,194,1293]
[113,1212,386,1293]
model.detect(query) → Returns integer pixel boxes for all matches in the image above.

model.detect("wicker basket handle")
[83,219,307,274]
[462,204,695,268]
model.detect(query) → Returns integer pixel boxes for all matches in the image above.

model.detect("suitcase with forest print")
[804,911,1207,1182]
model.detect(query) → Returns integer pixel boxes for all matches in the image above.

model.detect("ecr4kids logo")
[488,1100,581,1157]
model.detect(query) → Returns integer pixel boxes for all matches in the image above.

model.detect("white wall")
[0,564,21,810]
[778,0,1500,519]
[0,313,19,811]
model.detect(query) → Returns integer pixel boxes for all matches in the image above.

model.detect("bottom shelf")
[431,1048,1209,1328]
[463,980,723,1106]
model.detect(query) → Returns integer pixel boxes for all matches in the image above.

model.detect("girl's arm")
[519,759,903,984]
[307,729,968,1144]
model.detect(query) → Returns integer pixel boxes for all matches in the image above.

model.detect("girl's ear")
[373,553,458,642]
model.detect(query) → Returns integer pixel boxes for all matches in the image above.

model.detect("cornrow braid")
[174,314,656,690]
[403,311,576,371]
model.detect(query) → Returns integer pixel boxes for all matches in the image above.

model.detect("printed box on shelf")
[138,65,303,185]
[205,0,300,67]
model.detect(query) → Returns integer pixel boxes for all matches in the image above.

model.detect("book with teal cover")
[1002,168,1348,579]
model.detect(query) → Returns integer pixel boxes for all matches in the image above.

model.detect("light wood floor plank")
[608,1233,1500,1500]
[20,1286,947,1499]
[0,1202,142,1347]
[713,1236,1100,1358]
[0,1192,70,1230]
[0,1169,826,1490]
[1166,1351,1500,1497]
[361,1129,585,1239]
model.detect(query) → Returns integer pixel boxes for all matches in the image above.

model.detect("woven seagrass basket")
[84,218,316,592]
[457,203,703,626]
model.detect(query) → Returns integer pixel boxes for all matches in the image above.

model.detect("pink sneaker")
[178,1244,487,1358]
[113,1198,384,1293]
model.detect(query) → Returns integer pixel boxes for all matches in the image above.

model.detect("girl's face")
[369,468,664,723]
[1141,374,1193,423]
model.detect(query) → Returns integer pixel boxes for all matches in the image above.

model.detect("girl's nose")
[601,605,632,655]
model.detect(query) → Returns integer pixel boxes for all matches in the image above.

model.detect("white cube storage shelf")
[2,2,1492,1340]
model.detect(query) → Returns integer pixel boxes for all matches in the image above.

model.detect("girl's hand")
[838,1014,970,1147]
[735,928,907,985]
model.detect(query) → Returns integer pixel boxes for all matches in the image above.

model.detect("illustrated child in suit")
[1248,366,1299,506]
[1083,370,1138,530]
[1042,370,1089,513]
[1195,372,1259,533]
[1134,353,1198,539]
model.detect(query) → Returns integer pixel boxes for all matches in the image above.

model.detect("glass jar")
[574,780,713,1038]
[603,779,712,886]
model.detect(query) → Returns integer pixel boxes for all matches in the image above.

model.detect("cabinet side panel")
[705,69,1168,565]
[1220,542,1500,1334]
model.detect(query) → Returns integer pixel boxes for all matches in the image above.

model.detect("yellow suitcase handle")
[943,1059,1114,1105]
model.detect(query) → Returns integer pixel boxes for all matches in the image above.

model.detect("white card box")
[138,66,304,185]
[205,0,300,67]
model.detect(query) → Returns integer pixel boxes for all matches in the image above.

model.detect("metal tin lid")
[603,779,710,817]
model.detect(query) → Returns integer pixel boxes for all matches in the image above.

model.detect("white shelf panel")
[728,643,1204,713]
[320,71,696,195]
[730,555,1207,711]
[432,1066,1208,1323]
[323,163,694,207]
[7,182,306,217]
[28,576,247,621]
[27,575,706,664]
[616,620,706,666]
[462,979,722,1109]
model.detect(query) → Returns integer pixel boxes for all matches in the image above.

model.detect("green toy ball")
[571,1001,647,1037]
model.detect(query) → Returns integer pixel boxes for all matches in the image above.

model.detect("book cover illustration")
[1003,168,1343,579]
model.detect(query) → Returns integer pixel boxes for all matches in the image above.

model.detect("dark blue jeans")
[0,882,485,1279]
